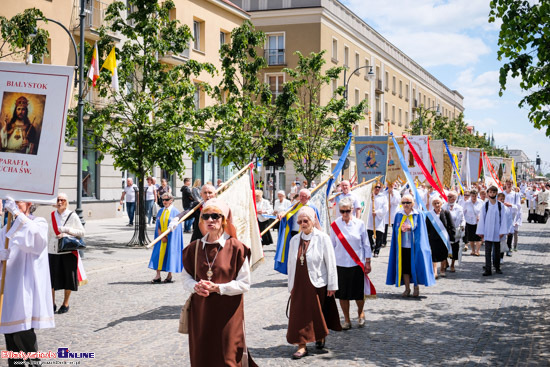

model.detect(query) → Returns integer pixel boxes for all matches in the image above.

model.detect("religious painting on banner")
[489,157,504,181]
[502,158,513,181]
[355,136,388,184]
[0,62,74,203]
[386,136,405,184]
[450,146,469,186]
[403,135,429,184]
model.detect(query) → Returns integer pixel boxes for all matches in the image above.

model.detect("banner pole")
[260,174,333,236]
[0,213,13,322]
[147,162,254,248]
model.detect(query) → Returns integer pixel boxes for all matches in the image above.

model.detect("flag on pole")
[87,42,99,87]
[274,204,303,275]
[102,47,119,92]
[511,158,517,187]
[327,133,353,196]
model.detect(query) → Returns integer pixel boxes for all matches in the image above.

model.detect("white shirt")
[145,185,155,201]
[504,190,522,226]
[123,185,137,203]
[256,198,273,222]
[442,202,465,232]
[287,228,338,292]
[476,201,508,241]
[366,192,388,231]
[330,217,371,268]
[387,189,401,225]
[47,210,86,254]
[181,233,251,296]
[463,200,483,225]
[273,198,291,215]
[0,215,54,334]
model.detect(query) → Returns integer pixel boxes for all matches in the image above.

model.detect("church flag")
[327,133,352,196]
[355,136,388,184]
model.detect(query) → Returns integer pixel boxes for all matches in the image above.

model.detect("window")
[392,105,395,123]
[399,80,403,97]
[194,82,201,110]
[423,95,426,106]
[82,132,99,199]
[220,31,226,50]
[405,84,409,100]
[344,46,349,67]
[267,74,284,102]
[399,108,402,125]
[384,71,389,91]
[384,102,388,119]
[354,52,360,74]
[332,38,338,61]
[428,97,431,108]
[392,76,396,95]
[405,111,409,125]
[331,79,337,95]
[266,33,285,65]
[193,19,204,51]
[364,58,370,79]
[354,89,360,106]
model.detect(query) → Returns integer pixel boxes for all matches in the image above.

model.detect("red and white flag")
[87,42,99,86]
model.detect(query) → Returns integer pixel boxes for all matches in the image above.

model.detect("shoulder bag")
[53,211,86,253]
[178,240,199,334]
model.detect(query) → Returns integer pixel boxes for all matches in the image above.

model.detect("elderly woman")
[181,199,256,367]
[273,190,291,217]
[287,206,341,359]
[149,193,183,283]
[386,194,435,298]
[329,197,371,330]
[47,193,86,314]
[145,176,157,225]
[426,197,455,279]
[255,190,273,246]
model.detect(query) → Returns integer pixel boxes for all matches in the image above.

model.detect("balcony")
[412,99,418,111]
[375,79,384,94]
[375,112,382,123]
[159,41,191,65]
[72,0,116,41]
[264,49,285,66]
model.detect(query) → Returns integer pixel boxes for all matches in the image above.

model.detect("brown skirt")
[287,246,341,345]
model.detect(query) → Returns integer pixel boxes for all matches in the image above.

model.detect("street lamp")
[343,65,375,102]
[417,104,441,135]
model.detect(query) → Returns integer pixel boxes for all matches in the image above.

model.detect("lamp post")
[343,65,375,102]
[417,104,441,135]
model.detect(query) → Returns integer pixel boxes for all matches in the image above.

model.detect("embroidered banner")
[0,62,74,203]
[403,135,429,184]
[386,136,405,184]
[354,136,388,184]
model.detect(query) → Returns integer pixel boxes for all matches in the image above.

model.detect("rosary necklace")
[205,245,221,281]
[299,232,312,266]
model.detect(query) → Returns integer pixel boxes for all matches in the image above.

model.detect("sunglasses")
[297,219,310,225]
[375,186,381,189]
[57,199,66,202]
[201,213,223,220]
[340,209,352,214]
[401,201,412,205]
[162,198,172,201]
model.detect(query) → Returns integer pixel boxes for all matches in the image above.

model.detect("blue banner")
[355,136,388,184]
[326,133,352,196]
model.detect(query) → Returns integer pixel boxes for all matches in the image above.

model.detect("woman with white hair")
[255,189,274,246]
[425,197,455,279]
[330,197,371,330]
[273,190,291,217]
[286,206,341,359]
[386,194,435,298]
[47,193,86,314]
[181,198,256,366]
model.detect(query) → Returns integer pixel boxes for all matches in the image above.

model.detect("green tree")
[212,21,282,169]
[489,0,550,135]
[281,51,367,186]
[80,0,214,245]
[0,8,49,62]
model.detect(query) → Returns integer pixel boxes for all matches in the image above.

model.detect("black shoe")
[58,305,70,314]
[495,269,503,274]
[315,339,325,349]
[373,253,379,258]
[506,251,512,257]
[54,304,57,313]
[482,271,492,276]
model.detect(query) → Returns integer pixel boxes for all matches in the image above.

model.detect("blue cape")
[386,212,435,287]
[149,207,184,273]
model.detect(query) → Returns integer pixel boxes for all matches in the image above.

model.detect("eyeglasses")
[57,199,66,202]
[297,219,310,225]
[339,209,352,214]
[201,213,223,220]
[401,202,412,205]
[375,186,381,189]
[162,198,171,201]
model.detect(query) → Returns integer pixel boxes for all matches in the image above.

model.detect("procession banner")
[327,132,352,196]
[309,187,329,233]
[443,140,465,194]
[353,182,374,225]
[355,136,388,184]
[0,62,74,203]
[402,135,430,184]
[218,172,264,270]
[489,156,504,181]
[510,158,517,187]
[386,136,405,184]
[427,138,445,191]
[450,146,469,187]
[429,140,446,187]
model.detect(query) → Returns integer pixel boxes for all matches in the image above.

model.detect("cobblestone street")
[2,213,548,366]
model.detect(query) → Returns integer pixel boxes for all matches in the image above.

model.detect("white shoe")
[358,317,365,328]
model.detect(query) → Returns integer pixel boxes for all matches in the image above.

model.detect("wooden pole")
[0,213,13,321]
[260,174,333,236]
[147,162,254,248]
[388,181,392,226]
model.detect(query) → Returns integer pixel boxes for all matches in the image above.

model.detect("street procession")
[0,0,549,366]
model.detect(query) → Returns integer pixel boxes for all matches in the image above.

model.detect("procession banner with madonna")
[354,136,388,184]
[0,62,74,203]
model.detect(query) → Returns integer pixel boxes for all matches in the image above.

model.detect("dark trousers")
[126,201,136,225]
[383,224,389,246]
[184,216,194,232]
[506,233,514,250]
[485,241,501,272]
[4,329,40,367]
[367,230,384,254]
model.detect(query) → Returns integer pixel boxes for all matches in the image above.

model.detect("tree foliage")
[213,21,281,169]
[489,0,550,135]
[0,8,49,62]
[281,51,367,186]
[407,109,508,157]
[75,0,214,245]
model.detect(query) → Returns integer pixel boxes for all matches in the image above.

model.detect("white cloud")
[453,68,500,109]
[466,117,498,128]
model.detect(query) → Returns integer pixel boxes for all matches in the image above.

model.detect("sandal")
[151,278,162,284]
[163,277,173,283]
[401,289,411,297]
[412,287,420,298]
[450,267,456,273]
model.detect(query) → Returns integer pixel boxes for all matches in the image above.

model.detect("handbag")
[178,240,198,334]
[56,212,86,253]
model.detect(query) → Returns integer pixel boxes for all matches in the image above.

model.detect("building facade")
[505,149,535,181]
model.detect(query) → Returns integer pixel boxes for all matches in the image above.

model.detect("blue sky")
[342,0,549,174]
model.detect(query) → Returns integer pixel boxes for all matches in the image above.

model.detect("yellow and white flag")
[102,47,119,92]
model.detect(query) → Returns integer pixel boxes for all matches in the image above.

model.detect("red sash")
[51,211,87,285]
[331,221,376,296]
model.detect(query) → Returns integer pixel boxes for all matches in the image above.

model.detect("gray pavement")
[1,212,549,366]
